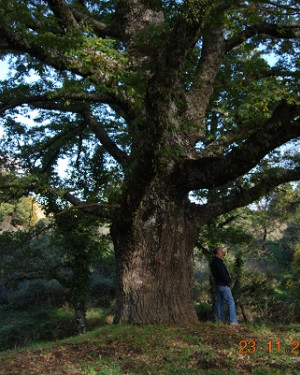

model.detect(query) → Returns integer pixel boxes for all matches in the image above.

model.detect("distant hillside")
[0,197,45,232]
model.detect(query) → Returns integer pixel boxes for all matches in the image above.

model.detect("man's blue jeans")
[215,285,238,324]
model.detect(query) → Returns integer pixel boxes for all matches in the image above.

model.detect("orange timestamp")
[239,340,300,354]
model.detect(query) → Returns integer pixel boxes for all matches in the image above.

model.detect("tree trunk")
[240,303,248,323]
[111,187,199,325]
[73,302,87,334]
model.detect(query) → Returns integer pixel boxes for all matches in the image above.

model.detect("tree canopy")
[0,0,299,217]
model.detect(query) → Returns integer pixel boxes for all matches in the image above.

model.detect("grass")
[0,304,111,351]
[0,320,299,375]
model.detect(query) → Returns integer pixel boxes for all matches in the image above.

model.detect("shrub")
[88,272,116,307]
[194,302,213,322]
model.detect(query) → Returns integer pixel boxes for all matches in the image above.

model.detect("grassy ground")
[0,321,299,375]
[0,305,110,351]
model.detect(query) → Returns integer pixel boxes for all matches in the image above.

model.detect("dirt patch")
[0,342,101,375]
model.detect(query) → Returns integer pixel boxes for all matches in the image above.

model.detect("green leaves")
[0,0,299,223]
[181,0,210,25]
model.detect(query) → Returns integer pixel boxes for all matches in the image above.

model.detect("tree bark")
[240,303,248,323]
[111,184,199,325]
[73,302,87,334]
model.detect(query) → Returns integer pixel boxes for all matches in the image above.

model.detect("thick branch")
[185,26,226,142]
[0,92,122,115]
[226,23,300,52]
[0,94,129,168]
[0,26,135,120]
[39,123,87,173]
[71,7,115,37]
[198,118,262,158]
[82,111,129,166]
[41,147,61,174]
[145,1,234,137]
[175,101,300,191]
[47,0,80,30]
[0,25,87,76]
[147,15,203,103]
[0,180,114,219]
[32,102,87,114]
[113,0,164,42]
[49,188,114,219]
[193,167,300,225]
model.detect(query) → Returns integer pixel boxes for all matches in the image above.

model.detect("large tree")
[0,0,299,324]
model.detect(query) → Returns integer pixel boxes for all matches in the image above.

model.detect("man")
[210,246,238,325]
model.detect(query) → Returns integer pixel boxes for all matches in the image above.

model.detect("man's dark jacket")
[210,256,231,287]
